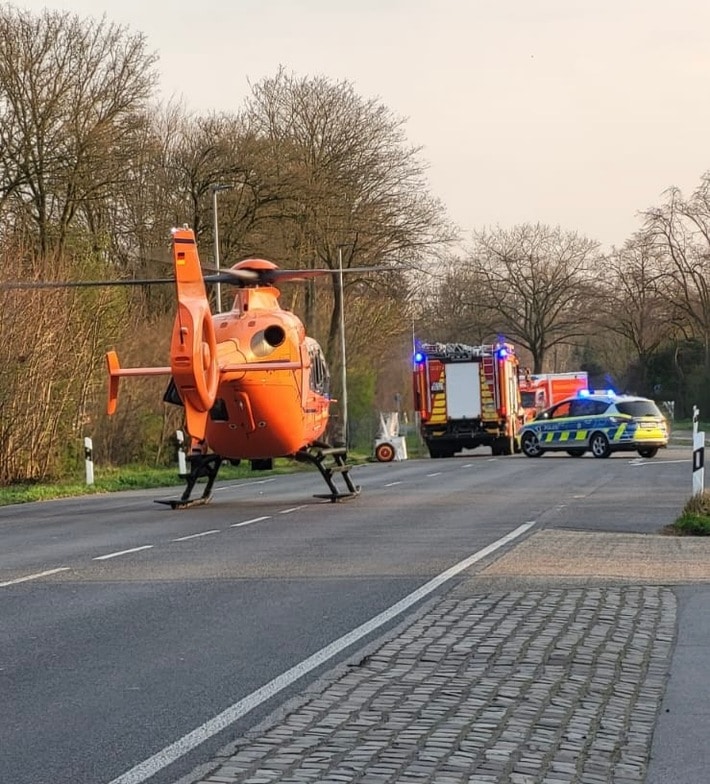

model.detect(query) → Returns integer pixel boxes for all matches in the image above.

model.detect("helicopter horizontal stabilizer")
[106,350,171,415]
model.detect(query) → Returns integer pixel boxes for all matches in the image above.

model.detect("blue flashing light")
[578,388,617,398]
[414,351,425,364]
[497,347,508,358]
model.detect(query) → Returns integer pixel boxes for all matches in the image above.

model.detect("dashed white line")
[219,477,278,490]
[172,530,220,542]
[107,521,536,784]
[93,545,154,561]
[231,516,270,528]
[279,506,306,514]
[0,567,70,587]
[426,472,443,477]
[630,458,689,466]
[384,481,402,487]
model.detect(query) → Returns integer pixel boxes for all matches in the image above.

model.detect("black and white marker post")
[693,405,705,496]
[84,436,94,486]
[176,430,187,476]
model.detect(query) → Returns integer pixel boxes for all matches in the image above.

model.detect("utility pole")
[210,183,233,312]
[338,245,348,448]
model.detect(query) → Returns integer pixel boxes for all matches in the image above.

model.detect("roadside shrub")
[671,491,710,535]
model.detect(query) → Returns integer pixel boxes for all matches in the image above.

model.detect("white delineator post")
[84,436,94,486]
[176,430,188,476]
[693,405,705,496]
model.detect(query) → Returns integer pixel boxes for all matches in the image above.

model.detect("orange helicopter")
[8,225,374,507]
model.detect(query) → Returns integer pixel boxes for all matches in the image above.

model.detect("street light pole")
[338,245,348,448]
[211,183,233,313]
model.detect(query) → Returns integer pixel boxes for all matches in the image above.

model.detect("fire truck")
[519,370,589,420]
[412,342,525,458]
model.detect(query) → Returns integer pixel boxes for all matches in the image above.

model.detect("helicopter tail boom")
[106,350,171,415]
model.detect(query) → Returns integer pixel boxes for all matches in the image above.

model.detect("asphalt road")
[0,447,693,784]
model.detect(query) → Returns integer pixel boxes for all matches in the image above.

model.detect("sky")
[15,0,710,251]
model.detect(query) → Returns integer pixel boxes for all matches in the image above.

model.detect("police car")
[519,391,669,458]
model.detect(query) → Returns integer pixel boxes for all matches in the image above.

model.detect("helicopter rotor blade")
[202,268,260,284]
[201,266,394,286]
[0,264,394,291]
[0,277,177,290]
[266,266,393,282]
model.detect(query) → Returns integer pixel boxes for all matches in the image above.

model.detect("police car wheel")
[521,431,543,457]
[590,432,611,458]
[638,447,659,459]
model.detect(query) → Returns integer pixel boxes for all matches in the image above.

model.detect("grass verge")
[0,460,307,507]
[0,450,374,507]
[668,491,710,535]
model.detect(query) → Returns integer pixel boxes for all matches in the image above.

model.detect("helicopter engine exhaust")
[264,324,286,347]
[252,325,286,357]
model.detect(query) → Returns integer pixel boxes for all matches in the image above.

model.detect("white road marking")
[279,506,306,514]
[0,567,70,587]
[384,481,402,487]
[172,530,220,542]
[426,472,443,477]
[230,516,270,528]
[630,458,690,466]
[218,477,278,491]
[93,545,153,561]
[107,521,536,784]
[462,463,474,468]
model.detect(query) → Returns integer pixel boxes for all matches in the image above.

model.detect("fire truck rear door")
[445,362,482,419]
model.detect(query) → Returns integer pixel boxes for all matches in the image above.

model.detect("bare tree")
[458,224,600,373]
[0,6,158,257]
[596,232,674,391]
[243,69,455,370]
[642,175,710,367]
[415,256,500,344]
[0,235,130,481]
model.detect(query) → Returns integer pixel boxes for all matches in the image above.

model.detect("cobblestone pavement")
[193,583,676,784]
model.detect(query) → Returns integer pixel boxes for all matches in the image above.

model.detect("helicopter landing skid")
[155,454,223,509]
[294,443,361,502]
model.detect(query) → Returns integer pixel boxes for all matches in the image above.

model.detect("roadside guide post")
[176,430,188,476]
[84,436,94,486]
[693,405,705,496]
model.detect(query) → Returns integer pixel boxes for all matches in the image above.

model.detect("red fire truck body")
[413,342,524,458]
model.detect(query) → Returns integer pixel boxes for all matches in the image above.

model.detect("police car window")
[571,399,610,416]
[549,401,572,418]
[569,400,588,417]
[590,400,611,415]
[616,400,662,417]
